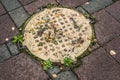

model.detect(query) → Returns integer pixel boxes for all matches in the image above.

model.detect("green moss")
[79,50,90,59]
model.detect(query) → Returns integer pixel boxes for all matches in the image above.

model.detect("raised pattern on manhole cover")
[23,8,92,62]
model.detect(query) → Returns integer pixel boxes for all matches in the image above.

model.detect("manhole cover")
[23,8,92,62]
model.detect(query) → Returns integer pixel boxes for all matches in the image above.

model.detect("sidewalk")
[0,0,120,80]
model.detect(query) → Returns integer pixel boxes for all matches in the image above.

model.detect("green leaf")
[43,66,47,70]
[19,39,23,43]
[12,35,23,43]
[63,57,73,67]
[12,39,17,43]
[42,59,53,70]
[13,36,18,39]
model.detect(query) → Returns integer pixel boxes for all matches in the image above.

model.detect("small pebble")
[52,74,57,78]
[85,2,89,4]
[12,27,15,31]
[5,38,9,41]
[61,61,64,64]
[88,47,92,52]
[94,39,97,42]
[110,50,116,55]
[59,67,63,70]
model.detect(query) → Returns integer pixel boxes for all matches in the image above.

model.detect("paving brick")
[47,66,60,75]
[105,1,120,22]
[74,48,120,80]
[82,0,102,14]
[0,3,6,16]
[93,10,120,44]
[104,36,120,63]
[0,53,49,80]
[6,41,19,56]
[19,0,35,5]
[24,0,57,15]
[1,0,21,11]
[95,0,113,7]
[82,0,113,14]
[0,14,19,44]
[9,7,29,27]
[54,71,78,80]
[24,1,39,15]
[0,44,11,62]
[58,0,89,8]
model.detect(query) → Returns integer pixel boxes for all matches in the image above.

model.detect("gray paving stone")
[1,0,21,11]
[6,41,19,56]
[74,48,120,80]
[76,7,87,14]
[0,44,11,62]
[104,36,120,63]
[0,53,49,80]
[54,71,78,80]
[82,0,102,14]
[9,7,29,27]
[47,66,60,75]
[58,0,89,8]
[95,0,113,7]
[82,0,113,14]
[93,10,120,44]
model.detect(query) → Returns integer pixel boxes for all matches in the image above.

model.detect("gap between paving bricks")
[18,0,37,6]
[75,2,120,47]
[0,0,22,12]
[0,41,20,63]
[17,0,35,15]
[96,34,120,49]
[4,43,13,56]
[0,44,11,62]
[71,69,81,80]
[102,36,120,65]
[6,41,20,55]
[0,0,30,28]
[105,9,120,23]
[0,1,19,30]
[104,48,120,65]
[112,0,119,2]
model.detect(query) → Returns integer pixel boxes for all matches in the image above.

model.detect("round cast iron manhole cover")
[23,8,92,62]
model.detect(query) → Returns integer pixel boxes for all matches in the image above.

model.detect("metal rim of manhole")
[22,7,93,62]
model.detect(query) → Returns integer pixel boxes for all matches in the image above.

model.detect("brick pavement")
[0,0,120,80]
